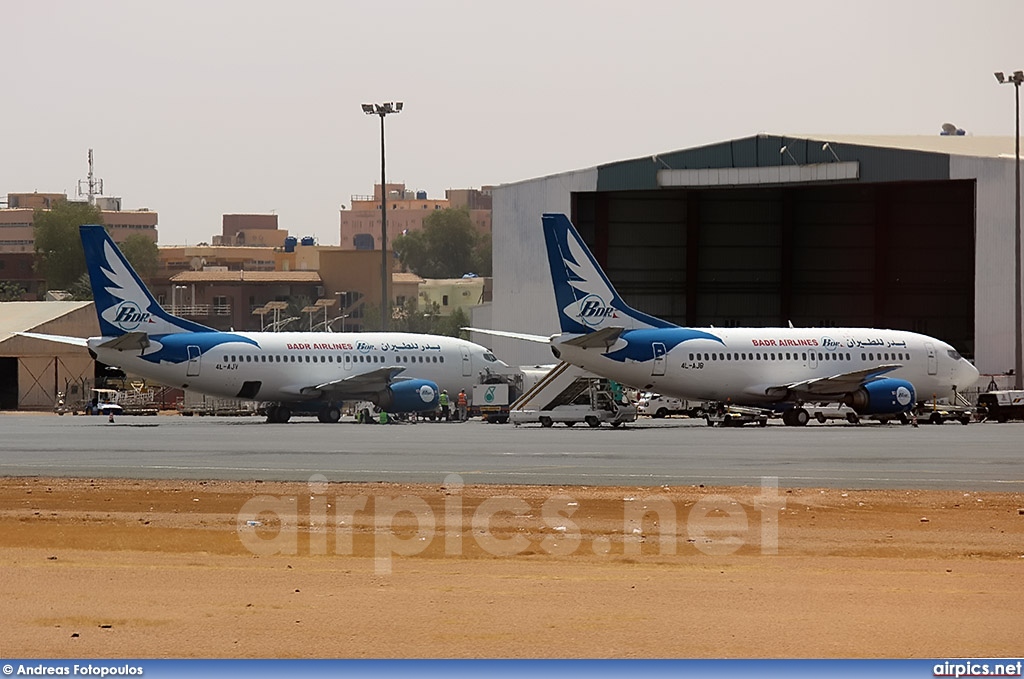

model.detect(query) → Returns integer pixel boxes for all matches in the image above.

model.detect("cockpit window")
[947,349,962,361]
[483,352,498,362]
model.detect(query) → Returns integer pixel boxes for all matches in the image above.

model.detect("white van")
[637,393,693,418]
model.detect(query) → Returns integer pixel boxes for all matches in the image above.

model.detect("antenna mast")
[77,149,104,205]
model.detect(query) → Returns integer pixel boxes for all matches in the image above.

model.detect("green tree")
[392,208,490,278]
[118,233,160,280]
[68,272,93,301]
[0,280,26,301]
[33,201,103,290]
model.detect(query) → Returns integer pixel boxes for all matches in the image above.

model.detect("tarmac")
[0,413,1020,490]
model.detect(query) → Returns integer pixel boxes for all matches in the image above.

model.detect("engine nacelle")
[844,378,916,415]
[375,379,440,413]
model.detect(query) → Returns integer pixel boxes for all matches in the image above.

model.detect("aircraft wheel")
[611,421,623,428]
[787,408,809,427]
[539,416,553,428]
[276,406,291,424]
[959,416,971,425]
[846,412,860,425]
[318,406,341,423]
[815,413,827,424]
[929,412,943,425]
[564,421,575,427]
[586,415,600,428]
[897,412,910,425]
[266,406,279,423]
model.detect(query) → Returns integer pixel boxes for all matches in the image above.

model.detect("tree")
[0,280,26,302]
[392,208,491,279]
[118,234,160,280]
[33,201,103,290]
[68,273,93,301]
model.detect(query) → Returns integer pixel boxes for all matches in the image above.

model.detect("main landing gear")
[265,405,292,423]
[781,407,810,427]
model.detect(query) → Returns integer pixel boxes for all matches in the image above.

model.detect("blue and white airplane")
[473,213,979,426]
[21,225,507,423]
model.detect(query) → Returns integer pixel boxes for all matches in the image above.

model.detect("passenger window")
[223,355,228,362]
[785,353,791,360]
[689,353,694,361]
[440,356,444,363]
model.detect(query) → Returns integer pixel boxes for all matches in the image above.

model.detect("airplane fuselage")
[89,331,500,403]
[555,327,977,404]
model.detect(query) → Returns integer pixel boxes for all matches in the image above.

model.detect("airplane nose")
[959,360,980,389]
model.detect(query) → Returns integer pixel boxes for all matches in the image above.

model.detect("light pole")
[335,291,347,332]
[995,71,1023,389]
[362,101,403,331]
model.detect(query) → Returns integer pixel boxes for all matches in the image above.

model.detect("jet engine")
[844,378,916,415]
[375,379,441,412]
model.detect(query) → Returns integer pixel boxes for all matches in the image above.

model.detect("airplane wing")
[291,366,408,398]
[15,332,89,348]
[462,327,551,343]
[758,364,903,400]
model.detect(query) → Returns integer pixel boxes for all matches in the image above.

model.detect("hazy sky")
[4,0,1023,246]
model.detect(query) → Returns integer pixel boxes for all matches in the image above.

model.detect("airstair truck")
[508,362,637,428]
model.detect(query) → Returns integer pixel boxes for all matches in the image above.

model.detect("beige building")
[339,183,492,250]
[418,277,489,316]
[1,192,157,254]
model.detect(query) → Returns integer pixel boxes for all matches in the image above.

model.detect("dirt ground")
[0,477,1021,658]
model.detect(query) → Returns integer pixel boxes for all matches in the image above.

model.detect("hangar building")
[476,134,1019,385]
[0,302,98,410]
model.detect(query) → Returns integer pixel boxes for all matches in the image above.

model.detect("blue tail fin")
[80,225,213,337]
[541,213,674,334]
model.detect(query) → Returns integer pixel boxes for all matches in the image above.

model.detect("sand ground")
[0,477,1021,658]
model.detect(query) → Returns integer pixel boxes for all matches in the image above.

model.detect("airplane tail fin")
[80,224,213,337]
[541,213,674,335]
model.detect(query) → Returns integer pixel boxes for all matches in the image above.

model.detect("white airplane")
[21,225,507,423]
[472,213,979,426]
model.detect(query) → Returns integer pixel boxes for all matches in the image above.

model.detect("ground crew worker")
[439,389,450,421]
[457,389,468,422]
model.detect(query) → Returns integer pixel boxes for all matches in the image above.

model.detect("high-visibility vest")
[457,392,468,406]
[439,393,449,406]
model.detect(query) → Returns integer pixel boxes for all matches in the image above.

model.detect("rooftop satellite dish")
[189,256,207,271]
[941,123,957,134]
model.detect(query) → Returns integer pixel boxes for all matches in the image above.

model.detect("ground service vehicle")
[977,391,1024,422]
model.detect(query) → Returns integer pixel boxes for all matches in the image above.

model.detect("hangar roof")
[593,134,1018,192]
[795,134,1017,159]
[0,301,92,344]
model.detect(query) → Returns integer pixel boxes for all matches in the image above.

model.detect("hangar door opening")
[0,357,16,409]
[572,180,975,356]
